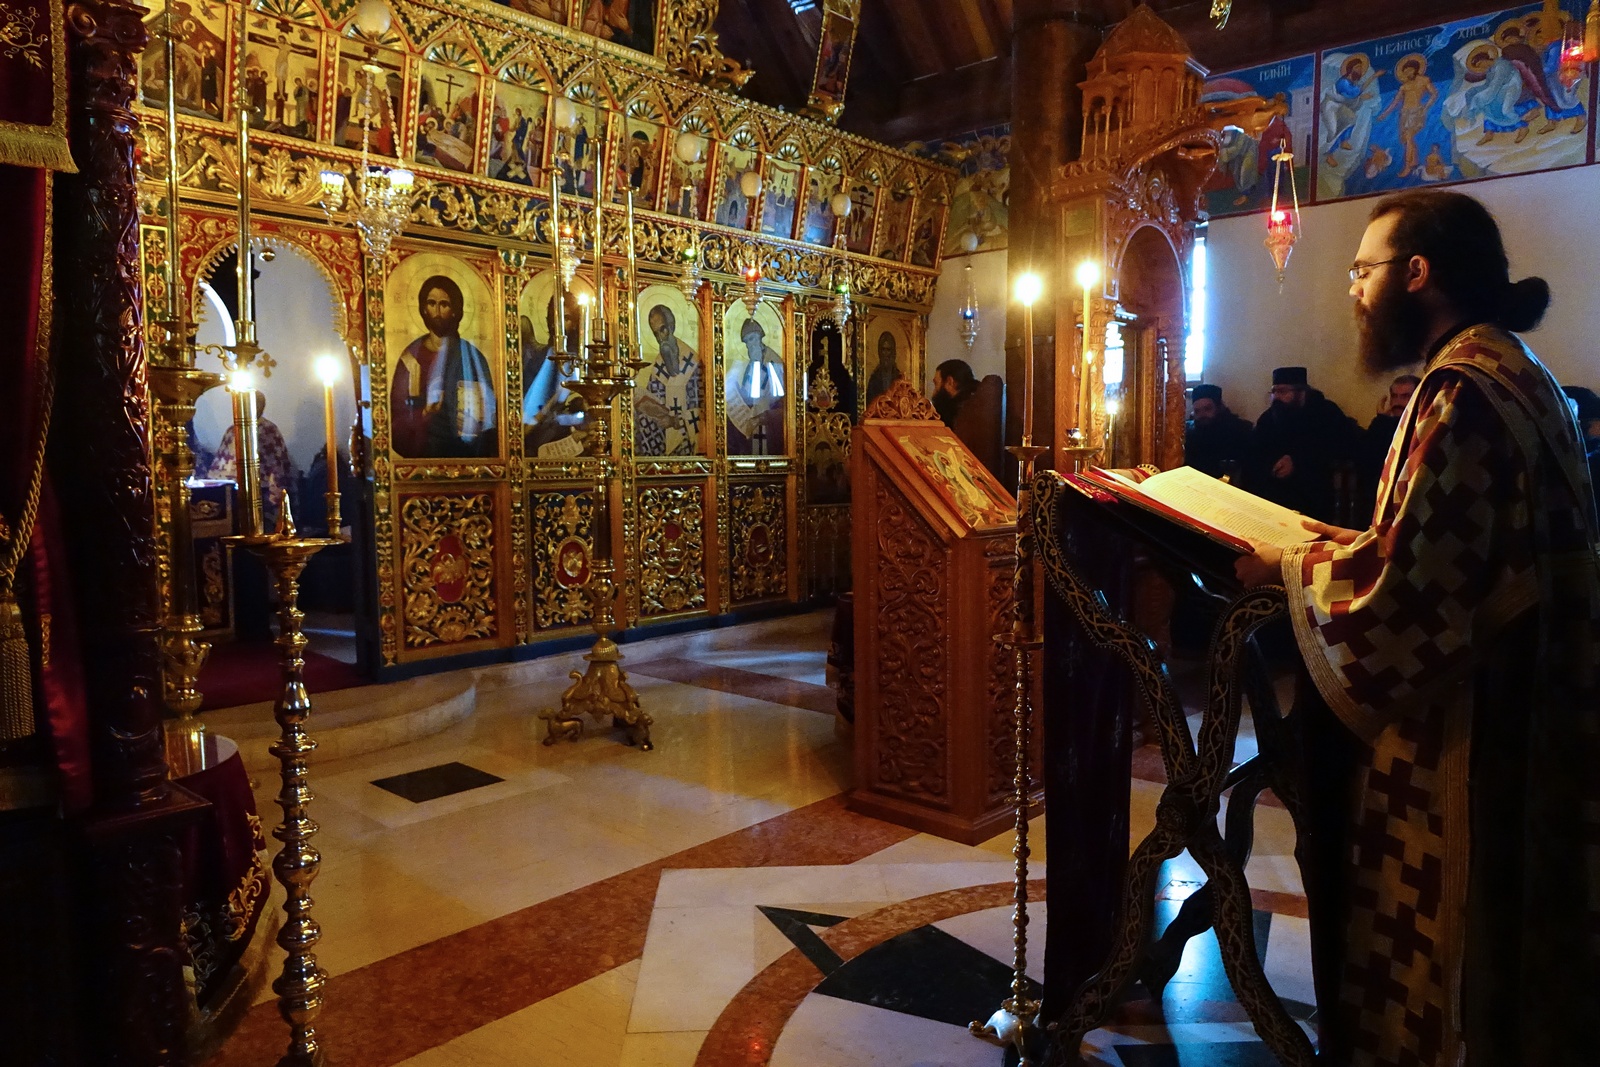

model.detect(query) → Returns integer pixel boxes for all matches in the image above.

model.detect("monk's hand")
[1301,518,1361,545]
[1234,542,1283,588]
[1272,455,1294,479]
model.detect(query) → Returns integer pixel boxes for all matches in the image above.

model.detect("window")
[1186,231,1207,381]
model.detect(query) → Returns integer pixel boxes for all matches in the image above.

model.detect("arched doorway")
[1105,225,1186,470]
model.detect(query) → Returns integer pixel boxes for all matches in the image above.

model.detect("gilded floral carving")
[530,490,595,630]
[637,484,706,616]
[730,481,786,602]
[399,492,498,648]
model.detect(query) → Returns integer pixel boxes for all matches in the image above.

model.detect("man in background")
[932,357,1004,477]
[1183,382,1253,481]
[1355,373,1419,519]
[1249,365,1354,522]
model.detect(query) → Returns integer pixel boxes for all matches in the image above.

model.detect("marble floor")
[205,610,1313,1067]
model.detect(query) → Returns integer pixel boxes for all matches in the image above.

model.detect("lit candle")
[577,291,593,350]
[315,354,341,534]
[1075,260,1102,442]
[1015,272,1043,444]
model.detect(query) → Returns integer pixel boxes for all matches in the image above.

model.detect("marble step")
[201,674,476,774]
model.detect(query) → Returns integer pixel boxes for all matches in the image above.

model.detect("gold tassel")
[0,590,36,743]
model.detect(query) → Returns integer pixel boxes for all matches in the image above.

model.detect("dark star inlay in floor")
[371,761,504,803]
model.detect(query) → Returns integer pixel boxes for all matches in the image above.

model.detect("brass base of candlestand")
[225,525,342,1067]
[538,561,654,750]
[969,440,1050,1067]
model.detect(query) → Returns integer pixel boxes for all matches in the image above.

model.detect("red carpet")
[198,640,368,711]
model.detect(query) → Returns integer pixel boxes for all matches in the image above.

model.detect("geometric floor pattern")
[204,610,1315,1067]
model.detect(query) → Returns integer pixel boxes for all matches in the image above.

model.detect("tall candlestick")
[626,188,638,355]
[316,356,341,534]
[550,166,565,357]
[162,0,184,337]
[1022,302,1035,443]
[1015,272,1043,445]
[591,38,606,343]
[234,0,254,346]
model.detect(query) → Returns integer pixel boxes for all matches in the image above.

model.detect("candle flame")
[315,354,341,386]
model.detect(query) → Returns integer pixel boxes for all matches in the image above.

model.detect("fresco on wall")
[334,42,403,154]
[907,125,1011,254]
[242,14,322,141]
[761,159,801,238]
[724,302,787,456]
[139,0,228,120]
[634,285,705,456]
[415,60,482,173]
[487,81,549,186]
[1202,57,1315,217]
[1317,2,1590,201]
[385,252,500,460]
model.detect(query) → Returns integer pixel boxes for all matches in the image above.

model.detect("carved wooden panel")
[871,478,948,800]
[729,481,787,602]
[399,492,498,648]
[638,484,707,617]
[529,489,595,631]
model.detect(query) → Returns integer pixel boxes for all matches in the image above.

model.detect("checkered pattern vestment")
[1281,326,1600,1067]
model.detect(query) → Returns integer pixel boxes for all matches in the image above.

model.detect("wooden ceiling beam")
[841,54,1013,144]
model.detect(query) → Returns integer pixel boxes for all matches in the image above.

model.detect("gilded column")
[56,0,208,1061]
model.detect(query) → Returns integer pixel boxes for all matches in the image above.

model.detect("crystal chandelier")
[318,4,412,260]
[959,255,980,350]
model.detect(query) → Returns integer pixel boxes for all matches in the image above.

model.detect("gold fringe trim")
[0,126,76,174]
[0,592,35,742]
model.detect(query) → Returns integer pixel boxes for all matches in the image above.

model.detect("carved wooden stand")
[1031,473,1318,1067]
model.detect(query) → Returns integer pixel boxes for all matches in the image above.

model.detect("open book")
[1076,466,1321,554]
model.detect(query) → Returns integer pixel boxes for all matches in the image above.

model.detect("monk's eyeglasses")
[1349,257,1407,283]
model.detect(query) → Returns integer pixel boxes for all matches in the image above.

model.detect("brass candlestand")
[539,324,653,749]
[151,0,225,765]
[226,499,340,1067]
[969,437,1048,1066]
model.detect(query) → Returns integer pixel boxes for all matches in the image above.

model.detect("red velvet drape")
[0,162,91,809]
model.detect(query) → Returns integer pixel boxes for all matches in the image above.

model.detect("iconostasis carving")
[139,0,947,668]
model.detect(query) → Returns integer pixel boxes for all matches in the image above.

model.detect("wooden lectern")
[848,382,1038,844]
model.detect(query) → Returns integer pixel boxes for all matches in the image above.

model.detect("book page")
[1136,467,1318,550]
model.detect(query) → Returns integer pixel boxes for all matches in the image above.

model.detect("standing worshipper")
[1235,190,1600,1067]
[1355,374,1419,520]
[1183,382,1253,481]
[1248,365,1355,521]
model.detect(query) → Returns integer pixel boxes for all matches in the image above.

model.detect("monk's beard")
[1357,272,1429,374]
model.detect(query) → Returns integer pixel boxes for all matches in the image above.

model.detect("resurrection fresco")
[1317,2,1591,201]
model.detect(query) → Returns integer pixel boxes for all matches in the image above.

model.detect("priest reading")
[1236,191,1599,1066]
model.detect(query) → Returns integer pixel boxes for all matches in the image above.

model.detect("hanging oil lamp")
[1264,139,1301,290]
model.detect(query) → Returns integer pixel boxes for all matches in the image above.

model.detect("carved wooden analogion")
[849,383,1034,843]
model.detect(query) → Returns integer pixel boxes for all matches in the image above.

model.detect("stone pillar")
[1005,0,1112,483]
[56,1,208,1062]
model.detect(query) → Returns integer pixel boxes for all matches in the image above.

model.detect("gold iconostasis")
[134,0,950,669]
